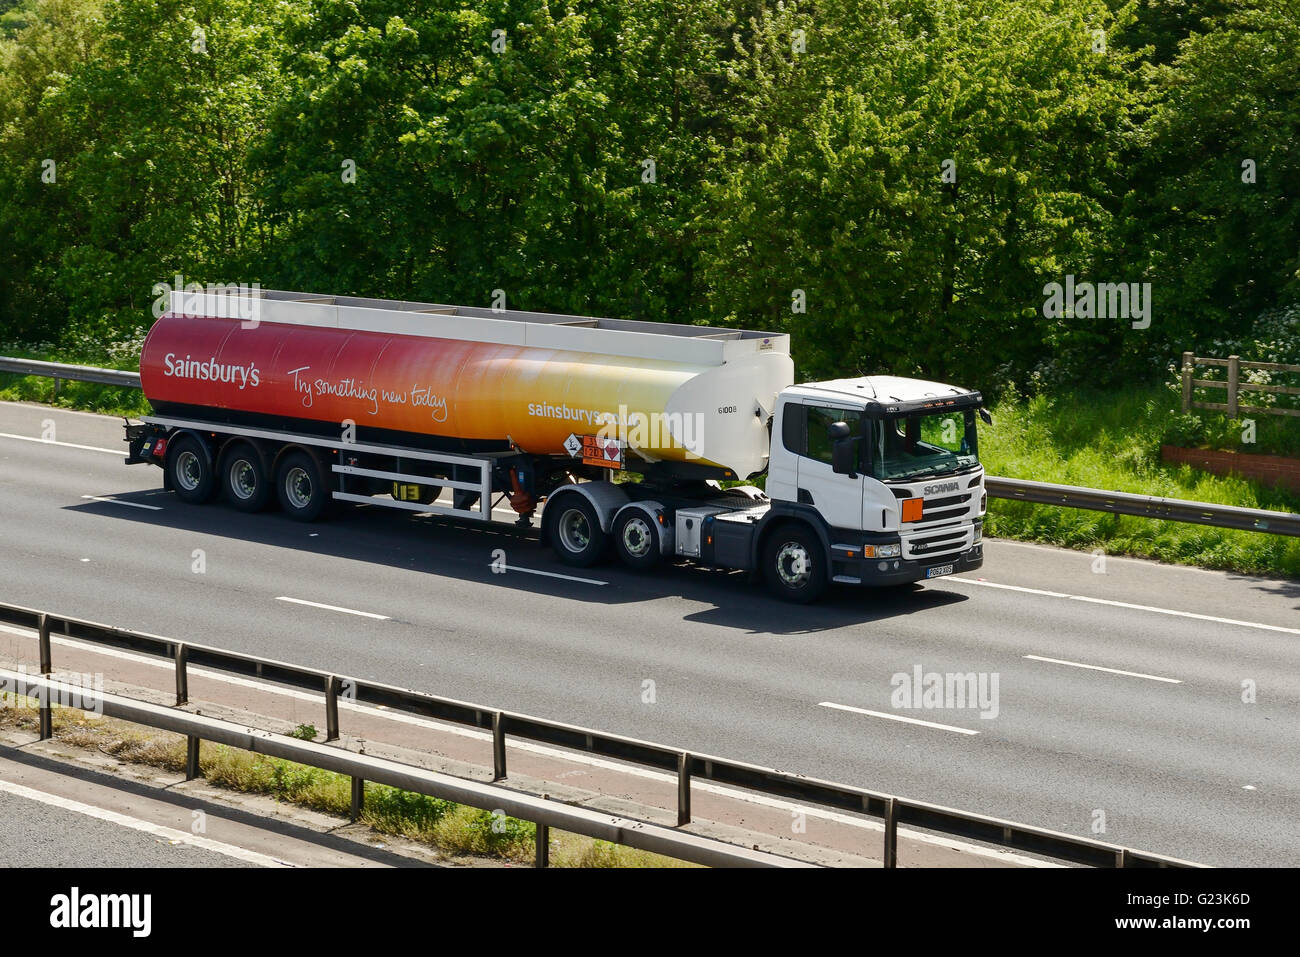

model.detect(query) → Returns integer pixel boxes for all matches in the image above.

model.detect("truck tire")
[546,494,607,567]
[166,434,217,505]
[613,508,661,570]
[276,450,331,522]
[221,442,273,512]
[762,524,828,603]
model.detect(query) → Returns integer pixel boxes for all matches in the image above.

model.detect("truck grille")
[916,492,971,523]
[890,473,982,552]
[892,487,973,526]
[902,524,972,560]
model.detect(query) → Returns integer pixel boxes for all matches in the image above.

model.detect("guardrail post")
[37,685,52,740]
[52,376,62,396]
[883,797,898,868]
[1181,352,1194,412]
[325,675,340,742]
[185,736,200,780]
[492,711,506,781]
[1117,847,1131,868]
[350,777,364,822]
[535,821,550,868]
[37,613,52,674]
[36,615,53,739]
[174,643,188,705]
[677,752,692,825]
[1227,355,1240,418]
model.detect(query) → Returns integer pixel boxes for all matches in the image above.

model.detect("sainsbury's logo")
[163,353,261,390]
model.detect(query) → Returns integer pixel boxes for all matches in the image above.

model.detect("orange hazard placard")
[581,434,624,469]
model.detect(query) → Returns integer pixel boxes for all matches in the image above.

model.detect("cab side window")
[788,404,862,465]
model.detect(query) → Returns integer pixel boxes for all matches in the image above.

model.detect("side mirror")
[828,421,858,477]
[978,408,993,425]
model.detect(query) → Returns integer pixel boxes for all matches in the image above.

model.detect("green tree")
[698,0,1144,389]
[0,0,106,342]
[253,0,731,322]
[1128,0,1300,360]
[0,0,290,348]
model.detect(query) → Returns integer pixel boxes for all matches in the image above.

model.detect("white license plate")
[925,564,955,579]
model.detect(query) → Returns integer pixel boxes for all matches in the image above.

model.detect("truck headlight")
[972,525,982,544]
[867,543,901,559]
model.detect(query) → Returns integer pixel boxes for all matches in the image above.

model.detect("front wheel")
[276,450,331,522]
[546,495,608,567]
[762,525,828,603]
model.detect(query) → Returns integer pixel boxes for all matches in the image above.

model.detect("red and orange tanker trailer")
[127,288,987,602]
[139,288,791,478]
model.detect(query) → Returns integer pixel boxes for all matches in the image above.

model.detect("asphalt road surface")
[0,789,239,868]
[1,401,1297,866]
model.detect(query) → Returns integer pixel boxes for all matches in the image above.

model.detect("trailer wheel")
[166,434,217,505]
[762,524,827,603]
[221,442,272,512]
[613,509,661,570]
[546,495,607,567]
[276,450,331,522]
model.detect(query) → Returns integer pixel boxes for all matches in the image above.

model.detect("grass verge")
[981,385,1300,577]
[0,696,693,868]
[0,342,148,418]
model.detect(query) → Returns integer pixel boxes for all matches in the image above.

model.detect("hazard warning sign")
[565,433,624,469]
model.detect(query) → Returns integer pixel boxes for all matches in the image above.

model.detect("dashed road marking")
[819,701,980,735]
[274,597,390,620]
[81,494,163,511]
[1023,654,1181,684]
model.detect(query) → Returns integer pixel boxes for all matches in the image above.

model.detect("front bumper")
[832,542,983,587]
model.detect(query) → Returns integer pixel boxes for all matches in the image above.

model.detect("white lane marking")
[0,778,292,867]
[81,494,163,511]
[0,432,121,456]
[987,537,1224,575]
[951,577,1300,636]
[0,624,1050,866]
[0,402,126,421]
[492,563,607,585]
[818,701,980,735]
[1023,654,1182,684]
[275,597,390,620]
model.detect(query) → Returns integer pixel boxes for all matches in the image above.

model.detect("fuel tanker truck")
[125,288,988,602]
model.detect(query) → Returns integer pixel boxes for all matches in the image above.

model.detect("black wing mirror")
[828,421,858,478]
[979,407,993,425]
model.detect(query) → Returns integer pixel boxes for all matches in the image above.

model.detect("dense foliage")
[1,0,1296,394]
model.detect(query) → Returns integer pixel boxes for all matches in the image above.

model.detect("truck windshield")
[870,409,979,482]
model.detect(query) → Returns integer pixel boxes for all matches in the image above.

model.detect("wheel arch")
[752,506,832,570]
[613,500,674,556]
[545,481,631,534]
[271,442,331,477]
[218,435,274,472]
[166,427,216,468]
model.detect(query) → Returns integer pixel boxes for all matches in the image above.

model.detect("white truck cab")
[754,376,987,598]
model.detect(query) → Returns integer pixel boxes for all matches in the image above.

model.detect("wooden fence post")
[1227,355,1240,418]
